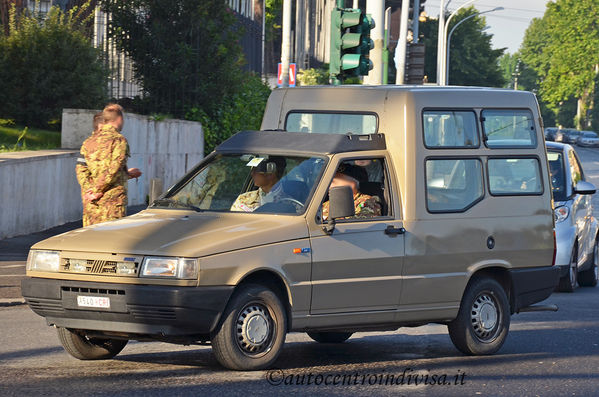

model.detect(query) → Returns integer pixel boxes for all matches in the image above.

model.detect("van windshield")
[154,154,326,215]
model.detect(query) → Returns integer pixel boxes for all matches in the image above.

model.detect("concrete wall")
[0,110,203,239]
[0,150,81,239]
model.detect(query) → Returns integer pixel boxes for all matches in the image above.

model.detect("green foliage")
[420,8,505,87]
[0,3,108,128]
[297,67,329,86]
[103,0,246,117]
[0,123,60,152]
[185,75,271,155]
[519,0,599,128]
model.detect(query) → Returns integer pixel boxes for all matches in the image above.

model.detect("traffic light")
[330,8,375,83]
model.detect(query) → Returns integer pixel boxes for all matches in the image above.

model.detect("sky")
[424,0,551,54]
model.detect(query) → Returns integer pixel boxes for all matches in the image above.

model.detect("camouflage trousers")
[82,187,127,227]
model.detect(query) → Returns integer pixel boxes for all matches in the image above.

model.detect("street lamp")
[445,7,504,85]
[438,0,478,86]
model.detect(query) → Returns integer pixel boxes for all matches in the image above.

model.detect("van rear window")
[423,110,479,148]
[488,158,543,195]
[426,159,484,212]
[482,109,536,147]
[285,112,377,134]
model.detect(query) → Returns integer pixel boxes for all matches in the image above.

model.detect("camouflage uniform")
[230,184,284,212]
[322,192,381,220]
[76,125,130,226]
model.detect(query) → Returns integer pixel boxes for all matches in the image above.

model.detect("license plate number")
[77,295,110,309]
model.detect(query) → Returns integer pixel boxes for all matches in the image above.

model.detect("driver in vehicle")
[230,156,287,212]
[322,164,382,220]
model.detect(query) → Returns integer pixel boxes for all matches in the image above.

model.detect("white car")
[577,131,599,147]
[547,142,599,291]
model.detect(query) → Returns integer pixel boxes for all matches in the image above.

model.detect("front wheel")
[57,327,127,360]
[307,331,353,343]
[579,239,598,287]
[448,277,510,355]
[211,284,287,371]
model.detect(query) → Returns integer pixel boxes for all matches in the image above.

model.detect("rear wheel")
[448,277,510,355]
[558,245,578,292]
[211,284,287,371]
[57,327,127,360]
[307,331,353,343]
[579,239,598,287]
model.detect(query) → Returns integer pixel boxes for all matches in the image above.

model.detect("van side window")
[426,159,484,212]
[482,109,536,147]
[488,158,543,195]
[320,158,391,221]
[423,110,479,148]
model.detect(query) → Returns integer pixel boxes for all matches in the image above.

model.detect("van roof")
[216,130,386,156]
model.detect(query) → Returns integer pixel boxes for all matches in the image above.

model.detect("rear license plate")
[77,295,110,309]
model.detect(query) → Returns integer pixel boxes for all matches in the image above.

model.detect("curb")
[0,298,26,307]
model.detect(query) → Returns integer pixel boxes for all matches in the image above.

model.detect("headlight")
[554,206,569,223]
[140,257,198,279]
[27,250,60,272]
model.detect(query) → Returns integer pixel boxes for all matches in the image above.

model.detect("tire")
[211,283,287,371]
[307,331,353,343]
[558,245,578,292]
[448,277,510,356]
[57,327,127,360]
[579,239,598,287]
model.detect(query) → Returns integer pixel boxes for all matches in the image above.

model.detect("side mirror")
[574,181,596,195]
[324,186,355,234]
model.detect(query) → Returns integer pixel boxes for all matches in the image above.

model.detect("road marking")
[1,265,25,268]
[0,274,25,277]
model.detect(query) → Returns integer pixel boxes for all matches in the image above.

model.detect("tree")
[0,3,107,127]
[419,7,505,87]
[519,0,599,128]
[102,0,246,117]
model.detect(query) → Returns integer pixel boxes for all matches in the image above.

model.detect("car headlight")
[140,257,198,279]
[27,250,60,272]
[554,206,569,223]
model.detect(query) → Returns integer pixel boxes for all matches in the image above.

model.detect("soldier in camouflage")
[231,156,287,212]
[76,104,142,226]
[322,163,381,220]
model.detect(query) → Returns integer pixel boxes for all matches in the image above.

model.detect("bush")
[0,3,108,128]
[297,67,329,86]
[186,74,271,155]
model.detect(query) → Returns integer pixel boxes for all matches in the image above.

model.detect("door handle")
[385,225,405,236]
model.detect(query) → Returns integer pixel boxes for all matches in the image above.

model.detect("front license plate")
[77,295,110,309]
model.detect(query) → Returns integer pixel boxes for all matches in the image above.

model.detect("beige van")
[22,86,560,370]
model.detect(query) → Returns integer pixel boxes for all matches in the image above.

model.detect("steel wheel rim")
[235,301,276,358]
[470,292,501,343]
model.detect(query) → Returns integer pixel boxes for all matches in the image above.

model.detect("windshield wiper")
[152,198,203,212]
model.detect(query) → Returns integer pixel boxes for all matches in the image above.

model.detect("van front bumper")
[21,277,234,336]
[509,266,560,312]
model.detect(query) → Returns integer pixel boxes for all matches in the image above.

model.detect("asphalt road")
[1,146,599,396]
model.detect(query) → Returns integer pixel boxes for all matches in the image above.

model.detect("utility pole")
[365,0,384,85]
[436,0,446,84]
[412,0,421,43]
[280,0,292,87]
[395,0,410,84]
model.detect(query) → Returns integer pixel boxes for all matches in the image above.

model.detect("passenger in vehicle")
[230,156,287,212]
[322,164,381,220]
[354,158,384,182]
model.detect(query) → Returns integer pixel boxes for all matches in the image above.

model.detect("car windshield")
[582,131,598,138]
[154,153,326,215]
[548,151,567,201]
